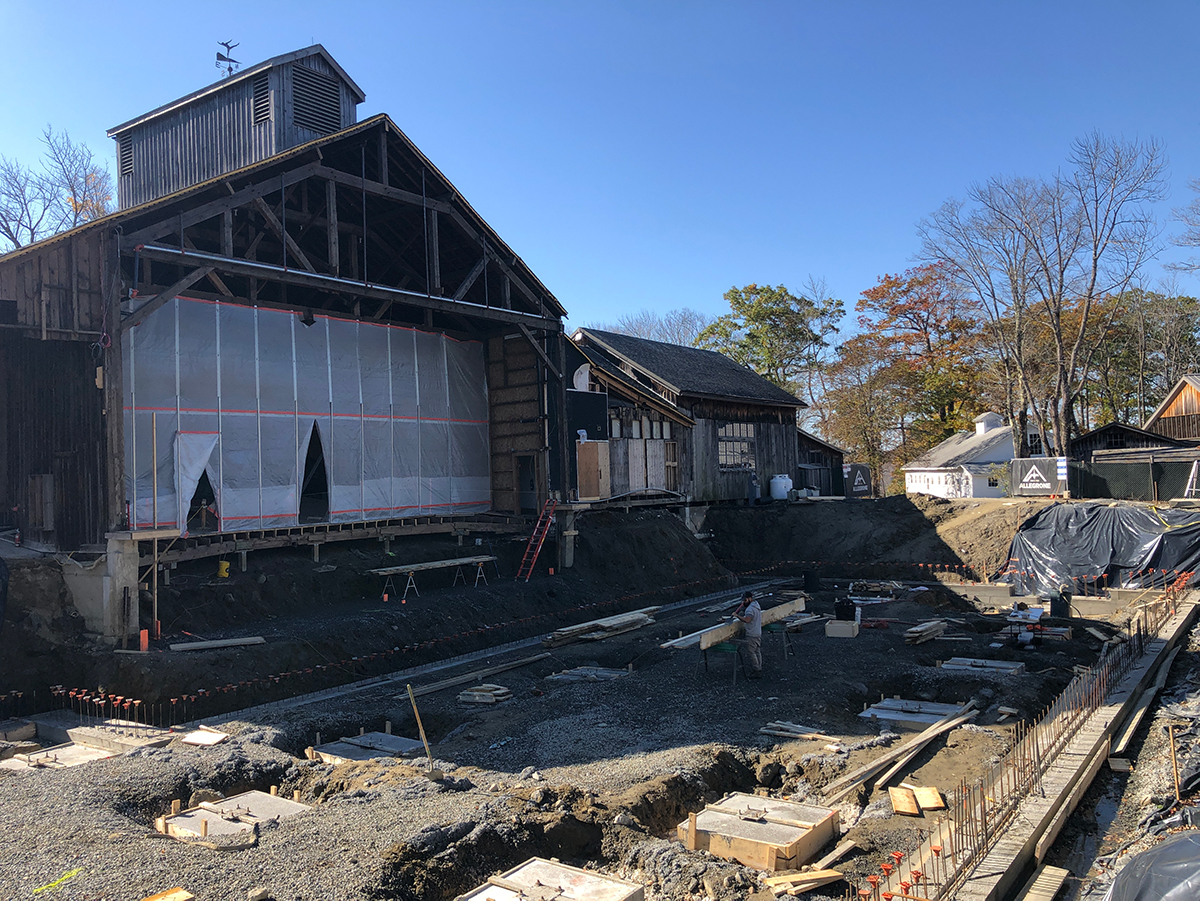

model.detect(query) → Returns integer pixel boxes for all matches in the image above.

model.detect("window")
[718,422,755,470]
[651,420,662,439]
[663,421,671,440]
[629,419,641,439]
[1027,433,1044,455]
[665,441,679,491]
[1105,433,1127,449]
[292,64,342,134]
[988,477,999,487]
[252,72,271,123]
[610,418,621,439]
[117,133,133,176]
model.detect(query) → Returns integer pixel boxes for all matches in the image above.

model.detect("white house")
[903,413,1014,499]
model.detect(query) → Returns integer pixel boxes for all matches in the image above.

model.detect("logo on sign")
[854,471,868,489]
[1021,464,1052,490]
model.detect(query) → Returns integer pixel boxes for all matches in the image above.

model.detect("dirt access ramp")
[704,495,1054,581]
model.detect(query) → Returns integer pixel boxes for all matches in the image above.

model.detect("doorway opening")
[300,425,329,522]
[516,454,537,514]
[186,470,219,533]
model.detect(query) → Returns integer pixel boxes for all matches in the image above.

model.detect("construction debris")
[677,793,840,871]
[759,721,827,740]
[456,684,512,704]
[141,891,195,901]
[904,620,947,644]
[859,698,967,730]
[543,607,660,647]
[544,666,629,682]
[782,613,830,631]
[938,657,1026,675]
[397,653,551,700]
[763,869,845,896]
[888,786,921,816]
[825,620,859,638]
[309,731,424,763]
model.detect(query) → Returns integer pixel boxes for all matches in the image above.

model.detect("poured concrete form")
[677,792,839,871]
[460,857,644,901]
[859,698,968,730]
[30,709,171,751]
[155,790,308,839]
[310,731,425,763]
[0,742,114,770]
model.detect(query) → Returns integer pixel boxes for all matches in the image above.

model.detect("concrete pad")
[1071,597,1122,619]
[181,728,229,746]
[30,709,171,751]
[677,792,839,871]
[460,857,644,901]
[0,718,36,742]
[312,731,423,762]
[157,789,308,839]
[0,742,114,770]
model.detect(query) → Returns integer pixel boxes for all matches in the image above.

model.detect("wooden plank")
[889,786,921,816]
[763,869,844,888]
[910,785,945,810]
[367,555,495,576]
[1111,644,1182,755]
[814,839,857,870]
[1014,864,1070,901]
[169,636,265,651]
[660,598,807,650]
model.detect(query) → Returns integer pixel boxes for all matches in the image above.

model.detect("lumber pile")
[543,607,660,647]
[938,657,1026,675]
[904,620,946,644]
[763,869,844,896]
[822,704,977,802]
[760,721,827,740]
[456,684,511,704]
[544,666,629,682]
[782,613,829,632]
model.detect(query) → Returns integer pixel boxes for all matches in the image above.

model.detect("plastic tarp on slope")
[123,297,490,532]
[1102,832,1200,901]
[1001,502,1200,596]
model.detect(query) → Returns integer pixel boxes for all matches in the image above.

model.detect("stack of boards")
[904,620,947,644]
[543,607,660,648]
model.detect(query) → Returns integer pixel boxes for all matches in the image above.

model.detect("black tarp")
[1000,503,1200,595]
[1102,832,1200,901]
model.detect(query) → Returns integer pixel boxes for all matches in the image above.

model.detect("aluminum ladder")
[516,499,557,582]
[1186,460,1200,498]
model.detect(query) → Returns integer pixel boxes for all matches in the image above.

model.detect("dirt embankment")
[705,495,1052,581]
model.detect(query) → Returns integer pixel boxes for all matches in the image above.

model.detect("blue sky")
[3,1,1200,330]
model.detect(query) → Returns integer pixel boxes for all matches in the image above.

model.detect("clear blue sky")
[3,1,1200,330]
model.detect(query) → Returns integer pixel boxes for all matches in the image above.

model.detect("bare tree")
[922,133,1166,455]
[0,127,114,253]
[587,307,715,346]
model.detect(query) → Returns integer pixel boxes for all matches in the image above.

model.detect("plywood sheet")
[911,786,945,810]
[889,787,921,817]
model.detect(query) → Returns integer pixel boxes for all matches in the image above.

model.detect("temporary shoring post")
[152,412,159,639]
[860,595,1174,900]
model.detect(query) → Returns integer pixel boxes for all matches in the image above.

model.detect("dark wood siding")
[0,231,108,336]
[488,333,545,513]
[3,333,109,548]
[1148,414,1200,442]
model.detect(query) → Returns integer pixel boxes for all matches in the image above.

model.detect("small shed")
[1070,422,1183,463]
[797,428,846,496]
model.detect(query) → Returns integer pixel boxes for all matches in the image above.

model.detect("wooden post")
[1170,723,1181,805]
[428,209,441,295]
[171,799,181,815]
[270,785,278,796]
[326,180,339,277]
[687,812,698,850]
[200,818,208,837]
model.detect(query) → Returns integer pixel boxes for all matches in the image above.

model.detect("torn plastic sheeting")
[1101,831,1200,901]
[999,503,1200,596]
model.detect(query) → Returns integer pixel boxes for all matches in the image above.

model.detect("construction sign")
[1011,457,1068,496]
[843,464,872,498]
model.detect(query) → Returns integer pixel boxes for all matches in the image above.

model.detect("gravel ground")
[0,584,1101,901]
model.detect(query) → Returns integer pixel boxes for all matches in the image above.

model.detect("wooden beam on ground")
[889,786,921,816]
[169,636,266,651]
[661,598,807,650]
[122,266,213,331]
[814,839,857,870]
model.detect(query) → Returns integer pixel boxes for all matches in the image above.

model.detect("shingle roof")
[575,329,805,408]
[903,425,1013,470]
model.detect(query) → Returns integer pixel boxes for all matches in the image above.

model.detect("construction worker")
[733,590,762,679]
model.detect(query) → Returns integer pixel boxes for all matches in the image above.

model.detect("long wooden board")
[660,598,807,650]
[368,555,495,576]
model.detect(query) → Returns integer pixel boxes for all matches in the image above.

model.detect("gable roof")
[1071,421,1183,449]
[797,427,846,456]
[903,424,1013,471]
[1144,375,1200,429]
[573,328,805,408]
[574,346,694,427]
[107,45,365,136]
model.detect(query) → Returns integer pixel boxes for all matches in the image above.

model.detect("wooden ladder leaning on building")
[516,499,558,582]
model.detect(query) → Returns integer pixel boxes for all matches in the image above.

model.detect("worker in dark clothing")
[733,590,763,678]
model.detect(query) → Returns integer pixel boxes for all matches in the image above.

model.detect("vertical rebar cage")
[122,297,490,532]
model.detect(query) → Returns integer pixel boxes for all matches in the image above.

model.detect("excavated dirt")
[0,496,1142,900]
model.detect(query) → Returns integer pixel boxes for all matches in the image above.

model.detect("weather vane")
[216,41,241,78]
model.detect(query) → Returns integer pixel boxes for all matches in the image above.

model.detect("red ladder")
[516,499,557,582]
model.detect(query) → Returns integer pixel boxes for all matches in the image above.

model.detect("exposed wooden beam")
[452,255,487,301]
[252,196,317,273]
[133,244,560,330]
[182,236,233,296]
[326,180,339,277]
[221,210,233,257]
[378,127,389,186]
[121,161,324,246]
[518,324,562,380]
[429,209,441,295]
[121,266,213,331]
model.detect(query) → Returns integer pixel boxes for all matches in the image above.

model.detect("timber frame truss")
[115,115,564,351]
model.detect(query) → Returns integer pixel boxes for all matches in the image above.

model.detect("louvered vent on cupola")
[292,64,341,134]
[252,72,271,123]
[117,133,133,176]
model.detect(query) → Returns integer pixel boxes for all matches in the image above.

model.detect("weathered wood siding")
[2,333,109,548]
[488,333,544,513]
[1148,414,1200,442]
[689,418,799,502]
[0,231,109,336]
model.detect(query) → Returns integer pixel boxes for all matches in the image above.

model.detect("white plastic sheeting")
[123,297,490,532]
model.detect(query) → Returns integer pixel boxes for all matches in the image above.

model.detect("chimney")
[974,412,1003,436]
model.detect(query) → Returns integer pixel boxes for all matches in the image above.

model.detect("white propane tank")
[769,474,793,500]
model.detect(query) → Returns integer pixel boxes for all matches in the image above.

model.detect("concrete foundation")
[59,535,142,640]
[943,582,1015,606]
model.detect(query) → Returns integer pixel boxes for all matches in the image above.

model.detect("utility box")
[826,620,859,638]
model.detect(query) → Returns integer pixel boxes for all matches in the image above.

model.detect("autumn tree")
[823,333,901,493]
[0,127,114,252]
[921,132,1166,456]
[855,263,984,458]
[697,281,843,398]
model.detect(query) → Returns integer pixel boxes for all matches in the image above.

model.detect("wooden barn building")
[0,46,569,636]
[1144,375,1200,442]
[565,328,807,502]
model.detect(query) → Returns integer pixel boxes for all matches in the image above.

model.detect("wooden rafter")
[121,266,213,331]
